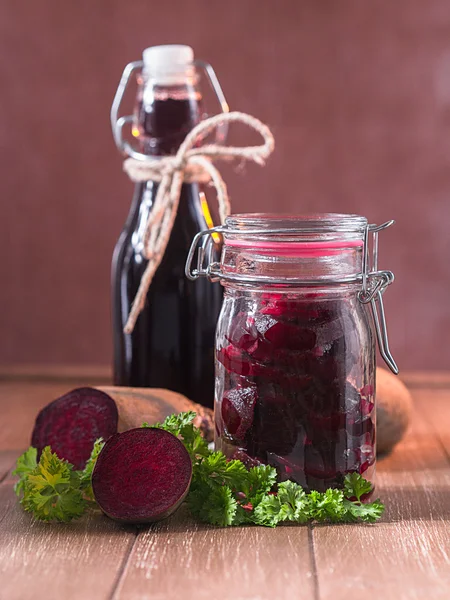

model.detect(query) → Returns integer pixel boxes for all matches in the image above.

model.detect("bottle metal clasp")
[110,59,229,160]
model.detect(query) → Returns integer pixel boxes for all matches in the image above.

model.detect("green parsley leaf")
[344,472,373,501]
[148,410,197,436]
[79,438,105,500]
[253,493,283,527]
[12,447,37,496]
[242,465,277,500]
[202,486,237,527]
[20,447,86,522]
[343,498,385,523]
[145,411,209,461]
[254,481,309,526]
[187,452,248,526]
[277,480,309,522]
[308,489,347,522]
[196,452,249,489]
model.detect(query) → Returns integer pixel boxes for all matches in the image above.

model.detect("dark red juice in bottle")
[112,45,222,407]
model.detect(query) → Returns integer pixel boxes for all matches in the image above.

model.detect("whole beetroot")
[31,387,118,469]
[92,428,192,524]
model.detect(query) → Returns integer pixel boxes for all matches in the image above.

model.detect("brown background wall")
[1,0,449,371]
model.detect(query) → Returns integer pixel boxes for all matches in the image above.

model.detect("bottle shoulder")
[113,182,209,261]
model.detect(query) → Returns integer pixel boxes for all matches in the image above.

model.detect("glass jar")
[186,213,398,493]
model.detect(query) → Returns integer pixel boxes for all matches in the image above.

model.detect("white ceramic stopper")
[142,44,194,85]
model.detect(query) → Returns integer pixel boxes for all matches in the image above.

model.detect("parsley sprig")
[13,440,105,522]
[154,412,385,527]
[13,411,384,525]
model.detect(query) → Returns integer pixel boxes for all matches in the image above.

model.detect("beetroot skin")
[31,387,118,469]
[92,428,192,524]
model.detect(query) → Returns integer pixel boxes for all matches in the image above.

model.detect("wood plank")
[415,389,450,458]
[0,482,136,600]
[0,450,18,483]
[313,389,450,600]
[114,505,316,600]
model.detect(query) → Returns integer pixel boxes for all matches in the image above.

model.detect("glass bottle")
[186,213,398,493]
[111,45,224,407]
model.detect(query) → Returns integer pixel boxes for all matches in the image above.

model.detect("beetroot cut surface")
[92,428,193,524]
[31,387,118,469]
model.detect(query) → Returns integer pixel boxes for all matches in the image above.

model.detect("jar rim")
[224,213,368,233]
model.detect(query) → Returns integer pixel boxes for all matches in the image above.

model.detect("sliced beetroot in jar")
[226,314,258,352]
[360,384,374,397]
[217,344,285,379]
[299,447,343,491]
[348,416,374,438]
[304,378,342,416]
[360,385,375,417]
[312,380,360,415]
[307,352,340,383]
[265,370,314,398]
[247,338,276,364]
[267,452,307,487]
[315,317,347,347]
[248,392,299,456]
[361,397,374,417]
[232,449,262,469]
[341,382,363,412]
[345,433,376,475]
[216,292,375,494]
[232,334,257,353]
[261,301,293,319]
[305,473,344,493]
[31,387,118,469]
[217,345,255,376]
[263,321,317,351]
[262,298,329,323]
[304,443,339,479]
[92,428,192,524]
[274,350,311,373]
[304,412,348,439]
[247,342,311,377]
[359,437,376,474]
[261,299,309,320]
[254,314,279,337]
[221,384,258,440]
[359,452,376,475]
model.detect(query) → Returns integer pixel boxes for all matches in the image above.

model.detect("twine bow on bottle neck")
[122,110,275,334]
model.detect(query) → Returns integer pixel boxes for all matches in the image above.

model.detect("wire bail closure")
[110,60,229,159]
[185,220,398,374]
[358,220,398,374]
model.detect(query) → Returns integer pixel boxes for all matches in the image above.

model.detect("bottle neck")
[134,77,203,156]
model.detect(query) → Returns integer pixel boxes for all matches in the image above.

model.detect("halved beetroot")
[31,387,118,469]
[92,428,192,524]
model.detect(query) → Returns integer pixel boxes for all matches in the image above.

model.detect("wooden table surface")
[0,372,450,600]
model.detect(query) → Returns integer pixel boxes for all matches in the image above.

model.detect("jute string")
[123,110,275,334]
